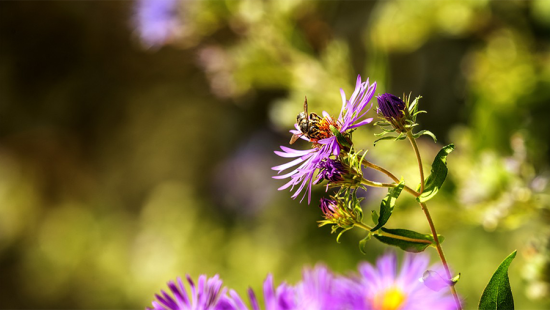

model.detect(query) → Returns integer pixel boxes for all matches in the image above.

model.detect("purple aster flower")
[342,252,458,310]
[217,274,296,310]
[294,265,351,310]
[147,275,227,310]
[272,146,330,204]
[134,0,181,48]
[273,75,376,203]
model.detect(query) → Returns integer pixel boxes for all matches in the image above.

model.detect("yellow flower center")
[372,287,407,310]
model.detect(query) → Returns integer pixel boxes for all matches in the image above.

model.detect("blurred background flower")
[0,0,549,308]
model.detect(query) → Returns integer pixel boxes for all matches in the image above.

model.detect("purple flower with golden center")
[217,274,296,310]
[341,253,458,310]
[273,75,376,204]
[134,0,181,48]
[147,275,226,310]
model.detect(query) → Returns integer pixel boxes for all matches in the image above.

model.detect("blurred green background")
[0,0,549,308]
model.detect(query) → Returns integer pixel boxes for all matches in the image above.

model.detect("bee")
[290,97,323,144]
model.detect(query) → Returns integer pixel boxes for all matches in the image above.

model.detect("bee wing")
[289,133,302,145]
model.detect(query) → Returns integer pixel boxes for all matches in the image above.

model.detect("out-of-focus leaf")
[416,144,454,203]
[479,250,517,310]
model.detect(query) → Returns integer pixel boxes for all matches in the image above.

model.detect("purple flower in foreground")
[148,275,226,310]
[343,253,457,310]
[134,0,181,48]
[273,75,376,203]
[218,274,296,310]
[294,265,351,310]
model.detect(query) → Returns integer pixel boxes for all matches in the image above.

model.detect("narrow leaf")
[371,181,405,231]
[373,227,437,253]
[478,250,517,310]
[416,144,454,203]
[373,136,400,145]
[413,130,437,143]
[336,227,352,243]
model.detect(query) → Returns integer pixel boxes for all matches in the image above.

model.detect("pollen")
[317,116,339,139]
[372,287,407,310]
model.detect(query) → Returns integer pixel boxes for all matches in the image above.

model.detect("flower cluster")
[147,253,457,310]
[272,75,376,204]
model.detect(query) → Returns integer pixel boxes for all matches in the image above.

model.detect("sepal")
[359,233,372,254]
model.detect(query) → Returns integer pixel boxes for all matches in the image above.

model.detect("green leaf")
[359,234,372,255]
[371,181,405,231]
[416,144,454,203]
[479,250,517,310]
[373,227,437,253]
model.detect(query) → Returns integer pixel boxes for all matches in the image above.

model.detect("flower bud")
[315,159,345,184]
[318,197,357,229]
[377,93,407,132]
[319,197,341,220]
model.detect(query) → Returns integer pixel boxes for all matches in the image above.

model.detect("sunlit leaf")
[371,181,404,231]
[479,250,517,310]
[416,144,454,203]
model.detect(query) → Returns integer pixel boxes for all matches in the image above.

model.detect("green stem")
[361,159,419,197]
[360,178,397,188]
[405,131,461,310]
[420,202,462,310]
[406,131,425,193]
